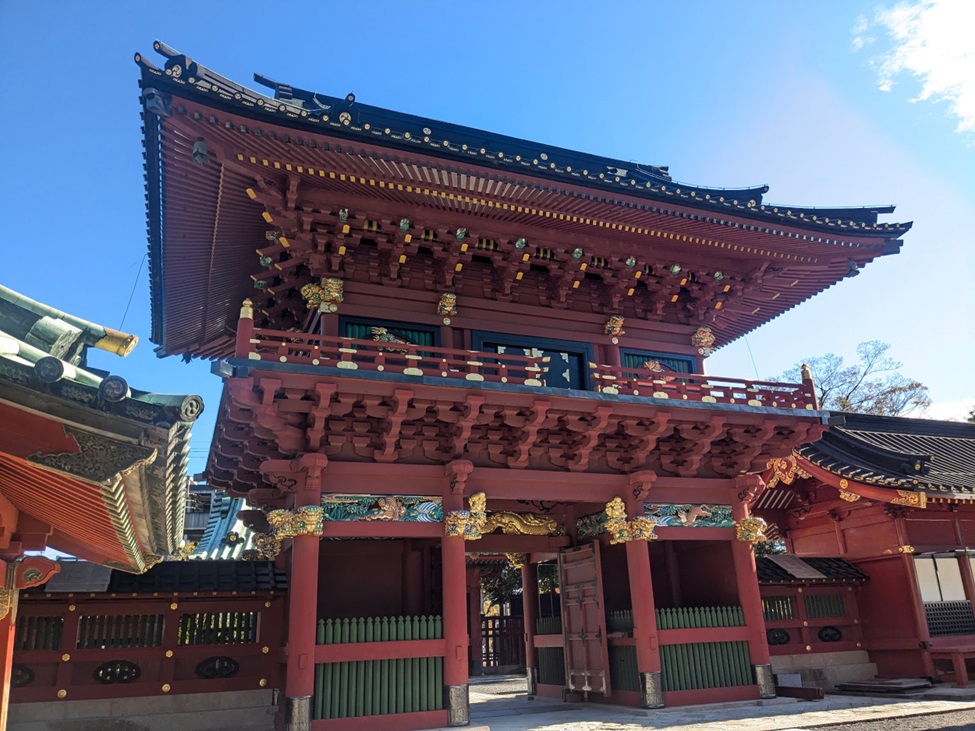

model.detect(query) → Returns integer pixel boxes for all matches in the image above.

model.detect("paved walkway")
[463,676,975,731]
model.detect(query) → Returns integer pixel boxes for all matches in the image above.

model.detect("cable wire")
[119,253,147,330]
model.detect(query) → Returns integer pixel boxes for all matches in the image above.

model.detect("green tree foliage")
[481,562,560,612]
[775,340,930,415]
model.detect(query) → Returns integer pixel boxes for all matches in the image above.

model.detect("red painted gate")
[559,542,611,697]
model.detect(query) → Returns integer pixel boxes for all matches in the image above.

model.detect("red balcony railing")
[237,328,547,387]
[233,308,817,411]
[590,364,817,410]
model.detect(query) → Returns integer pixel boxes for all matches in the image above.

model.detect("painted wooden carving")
[321,495,443,522]
[644,503,734,528]
[267,505,324,538]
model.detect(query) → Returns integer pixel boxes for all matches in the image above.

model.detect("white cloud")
[921,398,975,422]
[855,0,975,137]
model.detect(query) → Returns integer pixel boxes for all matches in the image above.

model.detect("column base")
[526,666,538,696]
[445,683,470,726]
[285,695,311,731]
[754,663,776,699]
[640,671,664,708]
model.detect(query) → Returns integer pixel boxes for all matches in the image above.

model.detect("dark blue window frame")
[338,316,440,347]
[620,349,696,374]
[471,331,594,390]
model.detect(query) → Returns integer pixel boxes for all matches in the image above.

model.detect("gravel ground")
[463,679,975,731]
[810,708,975,730]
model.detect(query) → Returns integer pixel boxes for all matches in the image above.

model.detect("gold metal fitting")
[61,653,70,662]
[262,646,270,654]
[94,328,139,357]
[170,603,178,610]
[57,690,67,699]
[165,650,174,658]
[162,684,171,693]
[68,604,76,611]
[259,678,267,687]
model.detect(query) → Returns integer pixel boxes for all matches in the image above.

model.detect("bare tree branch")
[772,341,930,416]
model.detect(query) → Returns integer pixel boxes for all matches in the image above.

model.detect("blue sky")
[2,2,972,474]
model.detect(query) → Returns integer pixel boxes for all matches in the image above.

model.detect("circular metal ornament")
[196,655,240,680]
[11,664,34,688]
[93,660,141,684]
[818,626,843,642]
[766,628,791,646]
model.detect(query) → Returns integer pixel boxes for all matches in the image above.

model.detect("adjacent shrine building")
[136,41,910,731]
[755,415,975,688]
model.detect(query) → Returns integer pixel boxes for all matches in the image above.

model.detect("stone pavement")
[462,676,975,731]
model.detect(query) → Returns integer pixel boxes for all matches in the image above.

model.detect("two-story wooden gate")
[559,542,611,698]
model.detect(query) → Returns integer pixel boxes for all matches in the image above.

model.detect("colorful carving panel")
[321,495,444,522]
[643,503,734,528]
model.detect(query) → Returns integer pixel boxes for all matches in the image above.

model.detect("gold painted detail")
[241,532,283,561]
[505,553,527,568]
[765,454,811,489]
[437,293,458,317]
[691,326,716,356]
[603,316,625,338]
[444,492,486,539]
[300,277,344,312]
[899,545,916,554]
[173,541,198,560]
[267,506,324,538]
[891,490,927,509]
[838,490,861,503]
[483,512,559,536]
[605,497,658,545]
[0,587,14,621]
[735,516,768,544]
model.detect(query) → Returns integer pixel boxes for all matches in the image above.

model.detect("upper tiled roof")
[136,41,909,238]
[798,413,975,494]
[757,556,868,584]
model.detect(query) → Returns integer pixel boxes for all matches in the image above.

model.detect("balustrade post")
[800,364,819,409]
[235,299,255,358]
[730,483,774,698]
[521,562,539,695]
[284,453,327,731]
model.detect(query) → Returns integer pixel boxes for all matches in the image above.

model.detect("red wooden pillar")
[284,453,327,731]
[625,484,663,708]
[521,562,539,694]
[0,562,16,731]
[731,479,774,698]
[2,557,58,725]
[442,460,473,726]
[467,568,483,675]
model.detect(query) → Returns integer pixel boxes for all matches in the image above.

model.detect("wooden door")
[559,542,611,696]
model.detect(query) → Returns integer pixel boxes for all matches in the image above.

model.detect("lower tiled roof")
[29,559,285,594]
[757,556,868,583]
[797,412,975,494]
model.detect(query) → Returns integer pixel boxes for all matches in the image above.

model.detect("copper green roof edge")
[0,330,204,425]
[193,493,254,560]
[0,284,138,358]
[135,41,911,236]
